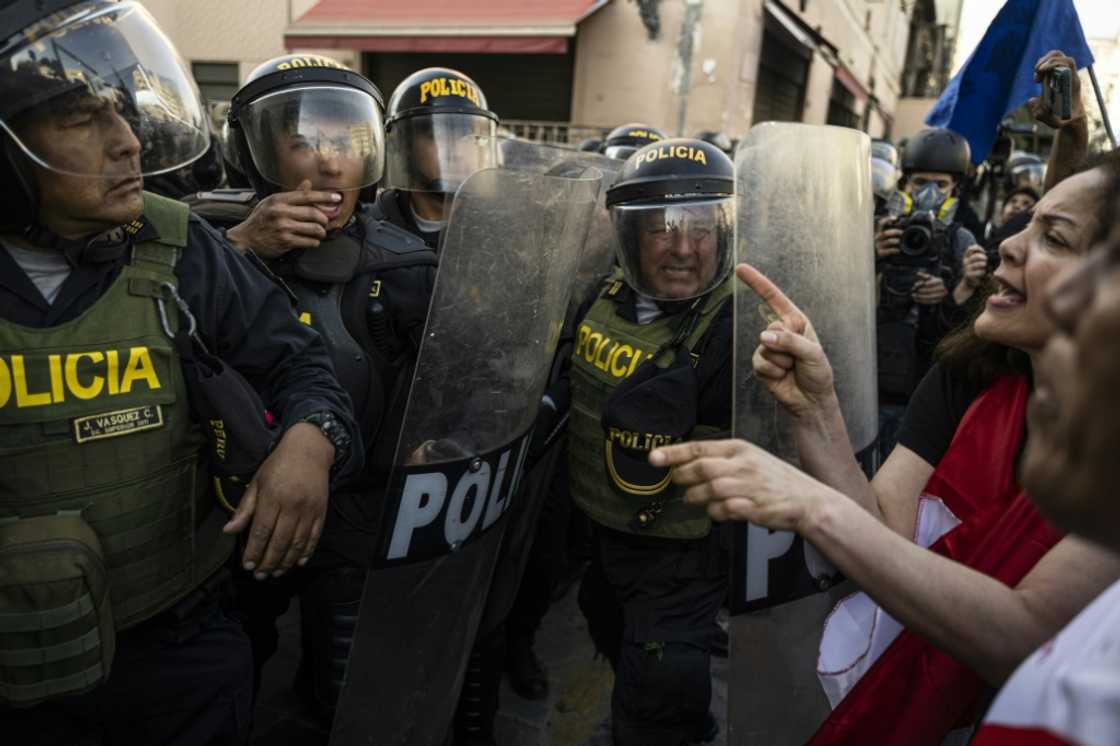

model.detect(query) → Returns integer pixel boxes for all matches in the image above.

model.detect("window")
[191,61,239,103]
[752,28,810,124]
[826,78,860,130]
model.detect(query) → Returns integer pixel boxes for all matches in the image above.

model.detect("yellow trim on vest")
[214,477,236,513]
[603,441,674,496]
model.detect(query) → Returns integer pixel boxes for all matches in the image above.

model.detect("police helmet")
[0,0,211,226]
[383,67,498,194]
[600,123,666,160]
[901,128,971,177]
[227,54,385,198]
[1006,151,1045,192]
[695,130,733,156]
[145,130,227,200]
[578,137,603,153]
[871,157,899,202]
[871,139,899,168]
[606,138,735,301]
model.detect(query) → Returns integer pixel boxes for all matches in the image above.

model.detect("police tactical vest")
[0,193,231,705]
[568,271,733,539]
[268,212,435,458]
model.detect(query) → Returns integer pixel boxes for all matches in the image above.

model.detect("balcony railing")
[500,119,611,146]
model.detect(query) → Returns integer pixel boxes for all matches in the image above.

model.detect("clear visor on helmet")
[870,158,898,200]
[238,85,384,192]
[0,1,209,178]
[385,112,497,193]
[603,144,640,161]
[1010,162,1045,191]
[611,197,735,302]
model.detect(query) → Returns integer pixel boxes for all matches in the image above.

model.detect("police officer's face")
[975,168,1106,353]
[637,208,718,299]
[18,92,143,237]
[275,119,365,228]
[1023,228,1120,551]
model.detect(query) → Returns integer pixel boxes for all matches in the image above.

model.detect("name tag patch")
[73,405,164,443]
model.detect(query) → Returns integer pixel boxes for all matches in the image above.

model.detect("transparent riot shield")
[330,167,600,746]
[729,123,877,745]
[499,137,622,309]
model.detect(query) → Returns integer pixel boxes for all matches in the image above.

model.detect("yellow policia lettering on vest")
[0,347,162,409]
[634,144,708,167]
[418,77,482,107]
[606,427,677,451]
[575,323,652,379]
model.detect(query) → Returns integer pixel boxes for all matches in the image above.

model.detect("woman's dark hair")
[937,148,1120,387]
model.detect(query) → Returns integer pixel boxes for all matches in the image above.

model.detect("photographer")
[874,127,977,457]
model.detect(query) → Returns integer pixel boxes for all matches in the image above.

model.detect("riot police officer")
[600,122,667,160]
[370,67,500,248]
[564,138,735,745]
[219,53,437,722]
[874,127,979,459]
[0,3,359,743]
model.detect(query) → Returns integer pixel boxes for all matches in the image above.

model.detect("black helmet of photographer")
[383,67,499,194]
[600,123,666,160]
[227,53,385,198]
[901,128,971,179]
[605,138,735,301]
[0,0,211,230]
[695,130,733,157]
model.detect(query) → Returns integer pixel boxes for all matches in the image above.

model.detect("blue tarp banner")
[926,0,1093,163]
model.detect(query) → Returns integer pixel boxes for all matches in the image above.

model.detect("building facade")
[143,0,947,144]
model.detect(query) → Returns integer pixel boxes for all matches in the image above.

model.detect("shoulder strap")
[357,212,438,272]
[140,192,190,249]
[128,192,191,280]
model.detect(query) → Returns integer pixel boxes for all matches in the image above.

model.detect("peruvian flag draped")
[810,375,1063,746]
[972,577,1120,746]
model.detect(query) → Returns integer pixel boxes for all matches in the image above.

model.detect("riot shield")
[729,123,877,745]
[330,167,600,746]
[499,137,622,309]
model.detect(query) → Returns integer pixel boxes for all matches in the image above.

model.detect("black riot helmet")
[578,137,603,153]
[695,130,733,157]
[606,138,735,301]
[383,67,499,194]
[1006,151,1045,193]
[0,0,211,228]
[227,54,385,198]
[871,138,899,168]
[901,128,971,178]
[600,123,666,160]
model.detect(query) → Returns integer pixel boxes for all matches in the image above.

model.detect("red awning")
[285,0,611,55]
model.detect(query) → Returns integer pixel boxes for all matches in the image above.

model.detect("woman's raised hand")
[737,264,836,420]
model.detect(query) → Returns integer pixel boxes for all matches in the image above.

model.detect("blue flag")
[925,0,1094,164]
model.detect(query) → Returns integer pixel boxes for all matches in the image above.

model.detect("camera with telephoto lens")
[879,190,953,317]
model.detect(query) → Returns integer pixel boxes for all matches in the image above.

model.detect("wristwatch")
[299,411,352,469]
